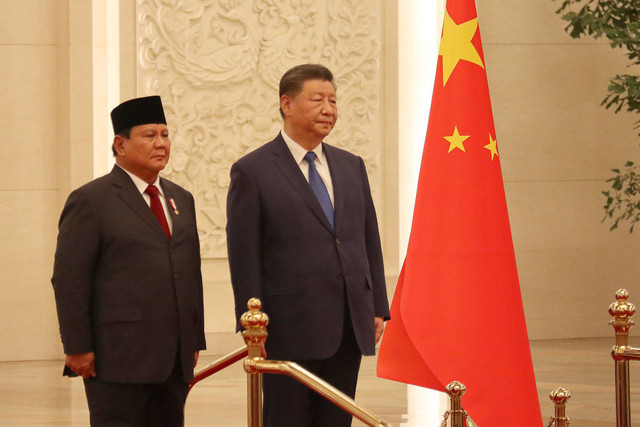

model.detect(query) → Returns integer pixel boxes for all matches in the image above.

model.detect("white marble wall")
[0,0,62,360]
[136,0,386,259]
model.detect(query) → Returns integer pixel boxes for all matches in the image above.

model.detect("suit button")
[335,238,341,245]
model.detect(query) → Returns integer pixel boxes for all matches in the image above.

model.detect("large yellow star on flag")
[439,11,485,86]
[484,134,499,160]
[444,126,469,153]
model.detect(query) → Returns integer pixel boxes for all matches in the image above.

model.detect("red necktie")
[145,185,171,239]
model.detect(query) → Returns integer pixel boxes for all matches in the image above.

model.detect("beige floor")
[0,337,637,426]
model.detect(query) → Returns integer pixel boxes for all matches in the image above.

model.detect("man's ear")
[113,135,126,156]
[280,94,292,117]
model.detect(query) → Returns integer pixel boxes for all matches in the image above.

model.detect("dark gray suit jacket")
[226,134,389,361]
[52,165,206,383]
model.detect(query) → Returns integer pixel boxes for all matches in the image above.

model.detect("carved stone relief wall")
[137,0,383,259]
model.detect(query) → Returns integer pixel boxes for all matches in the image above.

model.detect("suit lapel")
[270,136,334,234]
[109,166,168,239]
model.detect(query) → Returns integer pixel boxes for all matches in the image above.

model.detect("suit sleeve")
[187,191,207,351]
[51,189,100,355]
[360,158,391,320]
[226,161,264,331]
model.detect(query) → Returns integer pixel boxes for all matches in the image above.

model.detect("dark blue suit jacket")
[226,134,389,360]
[52,166,206,383]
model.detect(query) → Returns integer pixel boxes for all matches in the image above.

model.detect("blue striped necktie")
[303,151,334,228]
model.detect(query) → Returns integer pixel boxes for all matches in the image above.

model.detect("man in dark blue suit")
[52,96,206,426]
[226,64,390,426]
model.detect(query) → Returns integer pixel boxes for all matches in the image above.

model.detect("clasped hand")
[65,352,96,379]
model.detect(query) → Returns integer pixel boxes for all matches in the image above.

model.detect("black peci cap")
[110,95,167,135]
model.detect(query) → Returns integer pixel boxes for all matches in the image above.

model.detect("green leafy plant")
[555,0,640,231]
[603,161,640,231]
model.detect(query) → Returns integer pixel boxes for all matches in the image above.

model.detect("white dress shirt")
[281,130,335,207]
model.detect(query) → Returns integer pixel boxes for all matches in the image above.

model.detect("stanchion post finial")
[240,298,269,427]
[549,387,570,427]
[609,289,635,427]
[445,381,466,427]
[241,298,269,359]
[609,289,636,350]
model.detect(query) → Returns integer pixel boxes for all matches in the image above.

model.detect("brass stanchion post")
[444,381,467,427]
[609,289,636,427]
[241,298,269,427]
[548,387,570,427]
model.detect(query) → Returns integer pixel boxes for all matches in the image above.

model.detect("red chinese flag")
[377,0,542,424]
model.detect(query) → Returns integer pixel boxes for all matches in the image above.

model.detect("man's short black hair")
[279,64,337,118]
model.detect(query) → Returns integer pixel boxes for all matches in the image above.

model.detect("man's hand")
[194,351,199,368]
[65,352,96,379]
[374,317,385,344]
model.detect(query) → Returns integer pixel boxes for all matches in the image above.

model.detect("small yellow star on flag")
[444,126,470,153]
[484,134,498,160]
[439,11,484,86]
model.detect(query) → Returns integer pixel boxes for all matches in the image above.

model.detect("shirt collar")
[116,164,164,197]
[281,130,327,166]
